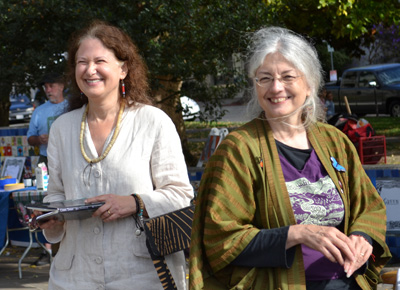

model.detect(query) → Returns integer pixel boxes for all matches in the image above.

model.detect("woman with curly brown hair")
[38,20,193,289]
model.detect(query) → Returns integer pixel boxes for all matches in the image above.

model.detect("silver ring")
[360,252,365,256]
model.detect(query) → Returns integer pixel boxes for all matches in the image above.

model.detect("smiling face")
[75,37,127,103]
[255,52,310,122]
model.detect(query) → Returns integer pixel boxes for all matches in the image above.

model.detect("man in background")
[27,72,68,265]
[27,72,68,167]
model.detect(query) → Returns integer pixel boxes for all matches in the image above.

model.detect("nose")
[87,62,97,75]
[270,78,284,91]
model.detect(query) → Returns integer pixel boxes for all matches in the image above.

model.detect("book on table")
[26,198,105,224]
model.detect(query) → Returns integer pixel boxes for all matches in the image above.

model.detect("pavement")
[0,244,399,290]
[0,246,49,290]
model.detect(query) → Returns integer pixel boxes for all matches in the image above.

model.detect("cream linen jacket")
[43,104,193,290]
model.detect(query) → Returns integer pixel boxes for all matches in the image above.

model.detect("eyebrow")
[76,56,109,61]
[257,69,296,75]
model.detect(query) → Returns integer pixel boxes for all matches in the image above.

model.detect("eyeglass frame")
[254,74,303,88]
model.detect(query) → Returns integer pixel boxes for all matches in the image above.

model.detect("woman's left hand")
[343,235,373,277]
[86,194,137,222]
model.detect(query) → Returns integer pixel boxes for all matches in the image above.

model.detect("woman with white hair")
[189,27,391,290]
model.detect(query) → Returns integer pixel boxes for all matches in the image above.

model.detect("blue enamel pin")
[330,157,346,172]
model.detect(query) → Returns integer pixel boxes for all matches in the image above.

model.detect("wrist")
[131,193,143,216]
[286,225,301,249]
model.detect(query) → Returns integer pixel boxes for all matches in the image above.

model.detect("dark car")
[326,63,400,116]
[9,94,34,122]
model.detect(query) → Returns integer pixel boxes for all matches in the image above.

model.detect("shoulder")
[33,101,51,112]
[127,104,173,127]
[216,119,260,157]
[314,122,349,141]
[312,122,357,155]
[51,106,84,131]
[225,119,261,145]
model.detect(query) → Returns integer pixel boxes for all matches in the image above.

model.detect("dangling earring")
[121,80,126,98]
[80,91,84,100]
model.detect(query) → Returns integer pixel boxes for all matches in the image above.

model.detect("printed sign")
[377,178,400,232]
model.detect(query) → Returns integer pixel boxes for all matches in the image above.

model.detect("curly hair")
[66,20,152,111]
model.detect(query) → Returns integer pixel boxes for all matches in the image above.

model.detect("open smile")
[86,79,103,84]
[269,97,289,104]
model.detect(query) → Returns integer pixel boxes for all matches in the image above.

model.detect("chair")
[196,127,229,167]
[0,190,52,279]
[381,269,400,289]
[187,127,229,199]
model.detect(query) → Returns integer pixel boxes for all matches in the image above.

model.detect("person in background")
[27,72,68,265]
[38,20,193,289]
[189,26,391,290]
[325,90,335,120]
[27,72,69,167]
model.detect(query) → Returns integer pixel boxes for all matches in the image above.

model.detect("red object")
[342,120,375,143]
[358,136,386,165]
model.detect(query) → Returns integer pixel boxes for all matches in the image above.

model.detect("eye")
[282,75,296,82]
[259,76,273,83]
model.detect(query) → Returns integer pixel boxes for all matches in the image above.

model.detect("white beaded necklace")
[80,102,125,164]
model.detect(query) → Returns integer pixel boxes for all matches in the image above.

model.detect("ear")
[306,85,311,98]
[120,62,128,79]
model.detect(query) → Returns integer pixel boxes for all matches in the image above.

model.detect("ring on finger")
[107,210,112,216]
[360,252,365,256]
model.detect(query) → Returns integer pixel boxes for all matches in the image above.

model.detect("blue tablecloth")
[0,126,29,137]
[0,191,10,248]
[0,187,45,248]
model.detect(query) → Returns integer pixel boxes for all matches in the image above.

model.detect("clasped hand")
[288,225,372,277]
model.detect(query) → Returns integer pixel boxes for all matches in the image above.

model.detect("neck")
[49,96,65,104]
[268,120,309,149]
[87,100,121,122]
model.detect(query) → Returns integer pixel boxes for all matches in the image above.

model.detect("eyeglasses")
[254,75,302,88]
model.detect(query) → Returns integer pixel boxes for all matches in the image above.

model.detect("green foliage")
[0,0,272,125]
[2,0,400,126]
[263,0,400,57]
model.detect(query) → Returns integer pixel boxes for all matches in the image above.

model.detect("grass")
[364,116,400,137]
[184,121,244,130]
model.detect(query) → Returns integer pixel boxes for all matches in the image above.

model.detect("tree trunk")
[0,83,12,127]
[151,76,197,167]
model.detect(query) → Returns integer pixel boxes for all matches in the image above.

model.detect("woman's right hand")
[37,218,65,231]
[287,224,356,266]
[32,210,64,231]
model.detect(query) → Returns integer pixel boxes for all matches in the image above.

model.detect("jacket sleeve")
[42,119,66,243]
[330,128,391,275]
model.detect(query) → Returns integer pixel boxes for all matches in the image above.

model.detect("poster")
[377,178,400,232]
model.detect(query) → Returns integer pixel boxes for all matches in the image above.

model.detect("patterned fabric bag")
[143,205,195,290]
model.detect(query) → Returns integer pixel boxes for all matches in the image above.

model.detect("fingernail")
[346,273,351,278]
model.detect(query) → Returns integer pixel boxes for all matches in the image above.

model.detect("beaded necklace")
[80,101,125,165]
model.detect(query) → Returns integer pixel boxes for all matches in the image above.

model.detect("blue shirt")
[325,100,335,119]
[27,100,68,156]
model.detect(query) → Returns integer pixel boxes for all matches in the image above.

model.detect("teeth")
[271,98,286,103]
[87,79,101,83]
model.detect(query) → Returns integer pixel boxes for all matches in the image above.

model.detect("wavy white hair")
[245,26,326,127]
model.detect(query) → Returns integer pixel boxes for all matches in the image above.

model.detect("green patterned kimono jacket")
[189,118,391,290]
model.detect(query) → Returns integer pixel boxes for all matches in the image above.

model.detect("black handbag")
[143,205,195,290]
